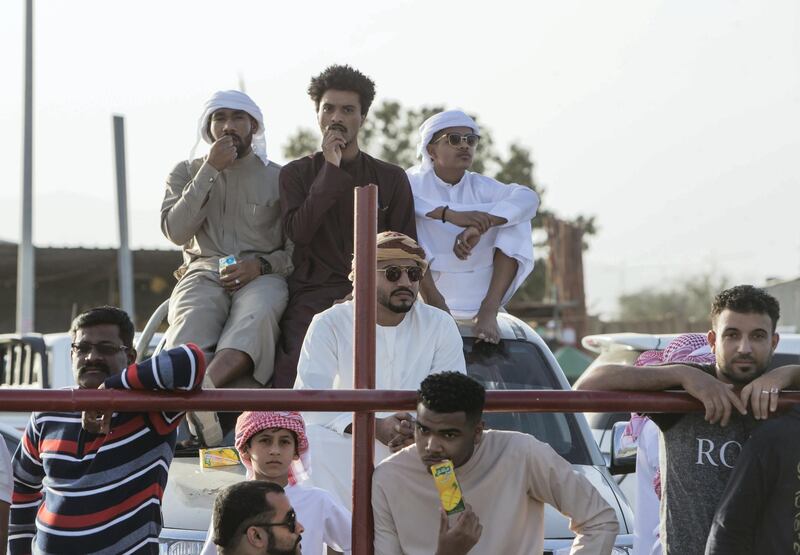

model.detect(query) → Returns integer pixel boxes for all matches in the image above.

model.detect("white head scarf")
[415,109,480,171]
[189,90,268,166]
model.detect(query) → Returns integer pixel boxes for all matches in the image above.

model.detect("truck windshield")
[464,338,592,465]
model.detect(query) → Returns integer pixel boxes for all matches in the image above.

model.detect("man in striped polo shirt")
[9,306,206,554]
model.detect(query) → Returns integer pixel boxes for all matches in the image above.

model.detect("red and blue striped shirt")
[10,343,205,555]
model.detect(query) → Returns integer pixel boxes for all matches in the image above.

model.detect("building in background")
[0,242,180,333]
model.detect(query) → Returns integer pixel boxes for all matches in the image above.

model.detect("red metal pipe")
[352,184,378,555]
[2,388,800,413]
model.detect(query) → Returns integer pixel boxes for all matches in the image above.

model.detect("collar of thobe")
[221,150,256,171]
[431,169,469,189]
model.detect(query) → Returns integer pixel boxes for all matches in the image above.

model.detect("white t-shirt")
[633,419,663,555]
[200,482,352,555]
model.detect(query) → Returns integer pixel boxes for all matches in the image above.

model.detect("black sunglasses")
[251,509,297,534]
[377,265,423,283]
[434,132,481,147]
[71,342,129,356]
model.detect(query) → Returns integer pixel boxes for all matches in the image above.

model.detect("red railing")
[4,387,800,555]
[11,186,800,554]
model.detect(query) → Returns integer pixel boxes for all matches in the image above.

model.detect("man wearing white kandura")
[407,109,539,344]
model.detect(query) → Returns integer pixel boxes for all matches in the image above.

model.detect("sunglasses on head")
[252,509,297,534]
[71,342,129,356]
[434,132,481,148]
[376,265,423,283]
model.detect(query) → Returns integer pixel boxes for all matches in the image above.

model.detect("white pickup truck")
[0,316,636,554]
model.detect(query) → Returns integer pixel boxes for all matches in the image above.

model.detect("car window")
[463,339,592,465]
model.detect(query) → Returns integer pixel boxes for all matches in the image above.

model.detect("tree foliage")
[617,272,729,323]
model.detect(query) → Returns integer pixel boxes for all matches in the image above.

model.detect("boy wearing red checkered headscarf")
[200,411,351,555]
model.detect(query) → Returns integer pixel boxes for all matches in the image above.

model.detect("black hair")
[213,481,286,550]
[69,306,134,348]
[417,372,485,424]
[711,285,781,331]
[308,64,376,115]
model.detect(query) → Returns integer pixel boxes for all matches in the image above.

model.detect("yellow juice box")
[430,460,465,515]
[199,447,241,469]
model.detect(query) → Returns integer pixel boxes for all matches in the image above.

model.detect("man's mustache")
[328,123,347,133]
[732,355,756,363]
[79,363,110,375]
[391,287,414,296]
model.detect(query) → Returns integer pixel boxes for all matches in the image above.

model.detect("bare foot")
[473,306,500,344]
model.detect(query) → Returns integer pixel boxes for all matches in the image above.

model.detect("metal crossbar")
[3,388,799,413]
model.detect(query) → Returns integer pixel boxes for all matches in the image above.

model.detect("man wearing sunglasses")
[213,481,304,555]
[9,306,206,555]
[275,64,418,389]
[407,109,539,344]
[294,231,465,507]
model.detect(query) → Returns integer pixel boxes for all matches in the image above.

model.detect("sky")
[1,0,798,318]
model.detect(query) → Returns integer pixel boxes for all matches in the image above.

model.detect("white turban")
[415,109,480,171]
[189,90,269,166]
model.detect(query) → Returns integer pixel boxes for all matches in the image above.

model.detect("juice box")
[430,460,465,515]
[218,255,237,274]
[199,447,241,469]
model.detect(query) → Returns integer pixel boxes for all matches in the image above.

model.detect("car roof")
[583,332,800,355]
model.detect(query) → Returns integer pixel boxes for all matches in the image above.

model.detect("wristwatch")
[258,256,272,275]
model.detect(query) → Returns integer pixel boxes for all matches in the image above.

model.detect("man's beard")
[265,529,301,555]
[225,131,253,157]
[718,355,771,385]
[378,288,415,314]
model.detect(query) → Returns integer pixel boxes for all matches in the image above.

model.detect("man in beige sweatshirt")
[372,372,619,555]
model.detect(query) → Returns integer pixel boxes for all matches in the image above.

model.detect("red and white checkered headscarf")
[234,411,310,484]
[624,333,716,500]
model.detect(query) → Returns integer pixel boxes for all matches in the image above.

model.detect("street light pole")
[17,0,35,333]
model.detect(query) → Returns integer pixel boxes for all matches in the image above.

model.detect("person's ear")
[426,143,437,161]
[250,116,259,134]
[473,420,484,445]
[246,525,268,548]
[707,330,717,354]
[126,348,136,366]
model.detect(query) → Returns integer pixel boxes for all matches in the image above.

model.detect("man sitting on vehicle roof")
[372,371,619,555]
[160,90,293,446]
[293,231,466,507]
[274,64,418,389]
[576,285,800,555]
[407,109,539,344]
[9,306,206,555]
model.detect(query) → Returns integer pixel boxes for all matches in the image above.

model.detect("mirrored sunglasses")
[376,265,423,283]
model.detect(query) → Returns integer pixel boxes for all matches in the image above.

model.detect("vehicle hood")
[162,456,246,530]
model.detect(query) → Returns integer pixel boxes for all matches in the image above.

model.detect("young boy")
[201,411,351,554]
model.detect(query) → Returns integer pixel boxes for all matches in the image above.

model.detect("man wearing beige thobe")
[161,90,292,446]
